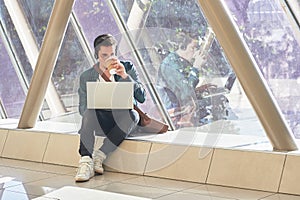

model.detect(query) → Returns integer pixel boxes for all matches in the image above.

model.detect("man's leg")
[93,109,139,174]
[99,109,139,155]
[78,109,103,157]
[76,109,103,182]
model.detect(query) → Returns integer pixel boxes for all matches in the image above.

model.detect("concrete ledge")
[144,143,213,183]
[2,130,50,162]
[279,154,300,195]
[207,148,285,192]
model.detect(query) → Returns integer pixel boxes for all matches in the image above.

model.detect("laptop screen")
[86,82,134,109]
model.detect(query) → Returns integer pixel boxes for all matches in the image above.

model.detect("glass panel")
[17,0,90,122]
[50,24,91,118]
[0,0,30,118]
[17,0,54,48]
[114,0,265,136]
[73,0,121,49]
[0,32,26,118]
[73,0,167,123]
[0,0,32,83]
[224,0,300,138]
[12,0,55,83]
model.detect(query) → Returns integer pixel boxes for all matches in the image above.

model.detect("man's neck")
[98,62,107,72]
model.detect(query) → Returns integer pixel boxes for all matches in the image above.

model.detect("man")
[157,33,202,126]
[76,34,146,182]
[157,33,229,127]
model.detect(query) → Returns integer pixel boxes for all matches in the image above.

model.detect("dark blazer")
[78,61,146,115]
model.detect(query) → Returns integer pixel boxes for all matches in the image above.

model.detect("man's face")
[97,45,116,63]
[186,39,200,61]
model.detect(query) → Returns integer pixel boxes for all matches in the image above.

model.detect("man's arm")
[78,73,88,116]
[118,61,146,104]
[160,58,195,105]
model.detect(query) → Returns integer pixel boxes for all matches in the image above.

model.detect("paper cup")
[105,56,117,74]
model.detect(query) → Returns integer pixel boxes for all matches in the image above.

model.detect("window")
[224,0,300,138]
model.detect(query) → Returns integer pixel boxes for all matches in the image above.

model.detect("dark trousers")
[78,109,139,157]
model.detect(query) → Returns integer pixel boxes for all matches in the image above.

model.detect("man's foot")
[93,150,106,174]
[75,156,94,182]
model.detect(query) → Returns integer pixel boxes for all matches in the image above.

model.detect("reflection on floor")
[0,158,299,200]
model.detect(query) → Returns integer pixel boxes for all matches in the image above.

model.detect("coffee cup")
[105,56,117,74]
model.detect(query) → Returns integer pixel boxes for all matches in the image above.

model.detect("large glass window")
[224,0,300,138]
[113,0,266,135]
[1,0,298,142]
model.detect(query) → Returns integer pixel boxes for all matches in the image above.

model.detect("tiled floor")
[0,158,300,200]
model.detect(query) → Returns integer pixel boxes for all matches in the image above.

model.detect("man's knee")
[130,109,140,125]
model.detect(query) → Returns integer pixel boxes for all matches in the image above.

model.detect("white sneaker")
[92,150,106,174]
[75,156,94,182]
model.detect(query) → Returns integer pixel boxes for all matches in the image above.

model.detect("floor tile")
[0,166,56,188]
[10,171,139,196]
[7,175,110,195]
[155,191,237,200]
[89,171,140,182]
[0,158,76,175]
[121,176,201,191]
[183,185,273,200]
[32,186,151,200]
[261,193,300,200]
[4,183,55,197]
[95,182,176,199]
[0,189,38,200]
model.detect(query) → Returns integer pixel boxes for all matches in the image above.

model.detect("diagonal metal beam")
[18,0,75,128]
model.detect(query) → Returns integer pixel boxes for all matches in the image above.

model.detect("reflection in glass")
[114,0,250,131]
[224,0,300,138]
[52,24,91,114]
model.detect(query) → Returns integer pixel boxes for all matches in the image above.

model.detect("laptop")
[201,72,236,98]
[87,82,134,109]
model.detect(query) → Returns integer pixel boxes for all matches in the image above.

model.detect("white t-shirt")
[98,74,115,82]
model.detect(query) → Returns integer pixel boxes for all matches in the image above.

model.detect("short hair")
[176,32,200,50]
[93,34,117,59]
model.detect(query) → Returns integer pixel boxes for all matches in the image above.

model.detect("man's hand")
[110,58,128,79]
[195,83,217,93]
